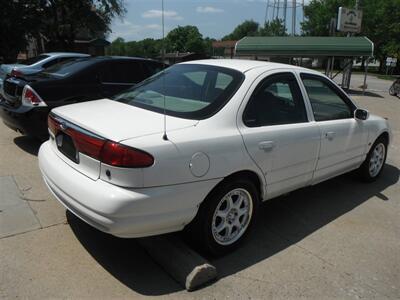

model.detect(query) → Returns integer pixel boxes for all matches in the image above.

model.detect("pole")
[161,0,165,63]
[265,0,270,24]
[272,0,276,19]
[363,58,368,95]
[276,0,280,19]
[292,0,296,35]
[283,0,287,27]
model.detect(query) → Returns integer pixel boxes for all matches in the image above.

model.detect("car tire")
[358,136,388,182]
[185,178,260,256]
[389,85,396,96]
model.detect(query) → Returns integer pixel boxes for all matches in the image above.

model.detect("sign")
[337,7,363,33]
[386,57,397,67]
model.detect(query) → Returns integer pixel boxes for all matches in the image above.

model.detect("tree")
[302,0,400,72]
[0,1,42,62]
[107,37,126,55]
[222,20,259,40]
[302,0,353,36]
[166,26,205,54]
[259,19,287,36]
[41,0,126,51]
[0,0,126,62]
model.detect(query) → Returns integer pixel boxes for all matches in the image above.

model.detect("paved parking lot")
[0,81,399,299]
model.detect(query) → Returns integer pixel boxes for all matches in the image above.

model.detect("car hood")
[52,99,199,142]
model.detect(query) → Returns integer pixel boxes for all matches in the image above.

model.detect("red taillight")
[48,114,154,168]
[100,141,154,168]
[48,114,58,135]
[11,69,23,77]
[22,85,45,106]
[69,129,105,160]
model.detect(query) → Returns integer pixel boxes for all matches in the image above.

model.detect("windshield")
[42,58,94,77]
[112,64,244,119]
[20,55,49,66]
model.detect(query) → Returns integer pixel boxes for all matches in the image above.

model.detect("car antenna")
[161,0,168,141]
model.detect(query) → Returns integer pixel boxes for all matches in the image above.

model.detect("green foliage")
[223,20,259,40]
[0,0,126,62]
[0,0,41,62]
[302,0,354,36]
[166,26,205,54]
[302,0,400,70]
[259,19,287,36]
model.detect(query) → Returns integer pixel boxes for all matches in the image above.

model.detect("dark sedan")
[0,56,165,140]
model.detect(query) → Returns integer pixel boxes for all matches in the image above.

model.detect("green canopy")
[235,36,374,57]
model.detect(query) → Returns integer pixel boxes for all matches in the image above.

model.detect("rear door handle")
[325,131,336,140]
[258,141,275,152]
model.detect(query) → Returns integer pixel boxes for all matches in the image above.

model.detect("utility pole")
[265,0,270,25]
[283,0,287,27]
[292,0,296,35]
[276,0,280,19]
[342,0,361,89]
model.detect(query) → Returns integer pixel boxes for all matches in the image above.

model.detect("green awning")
[235,36,374,57]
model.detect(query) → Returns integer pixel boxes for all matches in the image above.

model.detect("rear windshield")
[20,55,49,66]
[111,64,244,119]
[41,59,94,77]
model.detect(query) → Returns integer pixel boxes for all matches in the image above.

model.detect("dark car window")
[42,57,76,69]
[243,73,308,127]
[144,61,165,76]
[101,61,145,84]
[20,55,49,66]
[300,73,355,121]
[112,64,244,120]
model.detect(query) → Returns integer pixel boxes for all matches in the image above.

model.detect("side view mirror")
[354,108,369,121]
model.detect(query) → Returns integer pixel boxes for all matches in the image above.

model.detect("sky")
[109,0,307,42]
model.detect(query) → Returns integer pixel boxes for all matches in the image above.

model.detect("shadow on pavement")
[14,136,42,156]
[212,164,399,279]
[347,89,385,98]
[68,164,399,295]
[67,211,182,296]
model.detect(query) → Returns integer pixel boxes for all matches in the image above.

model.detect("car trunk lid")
[52,99,198,142]
[49,99,198,181]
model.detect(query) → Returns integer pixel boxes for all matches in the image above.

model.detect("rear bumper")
[0,103,49,138]
[38,141,220,238]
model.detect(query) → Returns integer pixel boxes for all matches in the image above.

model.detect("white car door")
[299,73,368,183]
[239,71,320,200]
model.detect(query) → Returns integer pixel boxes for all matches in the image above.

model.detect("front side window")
[243,72,308,127]
[111,64,244,119]
[301,74,354,121]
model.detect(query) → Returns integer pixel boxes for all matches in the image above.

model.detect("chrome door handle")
[259,141,275,152]
[325,131,336,140]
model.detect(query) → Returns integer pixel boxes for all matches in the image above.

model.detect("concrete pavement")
[0,89,399,299]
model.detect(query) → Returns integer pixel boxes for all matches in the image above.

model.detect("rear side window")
[301,74,355,121]
[243,72,308,127]
[101,61,145,84]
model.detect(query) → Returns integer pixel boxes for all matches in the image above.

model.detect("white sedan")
[38,60,391,255]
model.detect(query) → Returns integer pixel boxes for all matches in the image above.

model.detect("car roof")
[44,52,90,57]
[180,59,312,74]
[92,56,161,62]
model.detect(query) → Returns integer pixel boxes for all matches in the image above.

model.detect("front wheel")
[185,178,260,256]
[358,137,388,182]
[389,85,396,96]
